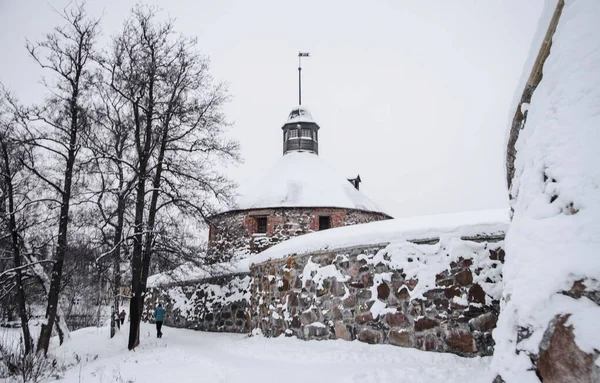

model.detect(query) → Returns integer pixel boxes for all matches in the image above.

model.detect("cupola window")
[301,128,312,139]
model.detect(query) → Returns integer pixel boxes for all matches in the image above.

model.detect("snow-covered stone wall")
[250,235,504,357]
[207,207,390,260]
[494,0,600,381]
[144,273,251,333]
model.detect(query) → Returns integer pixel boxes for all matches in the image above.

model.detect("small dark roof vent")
[347,175,362,190]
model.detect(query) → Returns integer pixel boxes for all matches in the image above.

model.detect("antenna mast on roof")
[298,52,310,105]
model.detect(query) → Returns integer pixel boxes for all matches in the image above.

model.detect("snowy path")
[33,324,494,383]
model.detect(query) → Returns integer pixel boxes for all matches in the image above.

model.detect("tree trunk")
[140,120,169,311]
[96,268,102,326]
[128,160,146,350]
[0,141,32,355]
[110,257,120,336]
[128,90,154,349]
[37,95,79,355]
[25,253,70,345]
[110,193,125,338]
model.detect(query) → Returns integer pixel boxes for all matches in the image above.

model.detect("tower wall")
[207,207,391,261]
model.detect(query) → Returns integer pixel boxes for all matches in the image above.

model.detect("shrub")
[0,333,58,383]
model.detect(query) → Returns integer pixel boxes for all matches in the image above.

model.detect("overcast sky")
[0,0,543,218]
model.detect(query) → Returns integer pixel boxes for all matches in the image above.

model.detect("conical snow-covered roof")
[237,152,386,213]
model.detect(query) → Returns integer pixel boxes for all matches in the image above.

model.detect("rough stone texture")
[455,269,473,286]
[389,330,414,348]
[355,312,373,324]
[377,283,391,299]
[357,328,383,344]
[250,238,504,357]
[445,330,477,354]
[207,207,390,261]
[469,312,498,332]
[537,314,600,383]
[334,322,352,341]
[414,317,439,332]
[143,274,251,334]
[468,283,486,304]
[385,312,408,327]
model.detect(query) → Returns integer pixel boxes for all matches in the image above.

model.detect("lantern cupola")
[281,106,320,155]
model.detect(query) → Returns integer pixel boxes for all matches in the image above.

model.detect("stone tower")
[206,106,391,259]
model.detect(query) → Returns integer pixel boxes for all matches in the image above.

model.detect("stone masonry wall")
[250,236,505,357]
[207,207,390,261]
[144,273,251,333]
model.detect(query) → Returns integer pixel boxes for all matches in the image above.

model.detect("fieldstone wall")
[144,273,251,333]
[207,207,390,261]
[250,235,505,357]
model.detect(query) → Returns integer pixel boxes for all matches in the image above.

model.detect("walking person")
[153,303,165,338]
[119,310,126,325]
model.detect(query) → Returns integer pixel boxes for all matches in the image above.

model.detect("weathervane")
[298,52,310,105]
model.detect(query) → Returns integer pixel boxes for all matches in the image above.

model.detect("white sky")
[0,0,544,218]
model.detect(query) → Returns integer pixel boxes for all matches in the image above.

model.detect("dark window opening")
[319,216,331,231]
[256,217,268,234]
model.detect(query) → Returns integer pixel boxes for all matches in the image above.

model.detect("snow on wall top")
[147,209,508,287]
[250,208,509,265]
[285,106,315,124]
[236,151,385,213]
[148,261,250,288]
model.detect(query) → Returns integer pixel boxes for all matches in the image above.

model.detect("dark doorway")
[319,216,331,231]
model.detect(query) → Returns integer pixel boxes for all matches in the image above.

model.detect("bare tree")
[108,6,239,349]
[0,88,33,355]
[23,4,100,355]
[83,78,137,338]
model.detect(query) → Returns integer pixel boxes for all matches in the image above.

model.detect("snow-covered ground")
[2,324,494,383]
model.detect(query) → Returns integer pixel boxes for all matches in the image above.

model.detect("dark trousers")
[156,321,163,338]
[120,318,125,325]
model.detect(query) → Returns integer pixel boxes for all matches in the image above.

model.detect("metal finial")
[298,52,310,105]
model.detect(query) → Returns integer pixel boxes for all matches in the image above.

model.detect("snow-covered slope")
[250,208,508,264]
[237,151,385,213]
[493,0,600,381]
